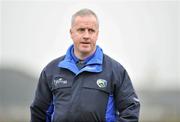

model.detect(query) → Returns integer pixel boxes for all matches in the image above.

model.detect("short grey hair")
[71,8,99,28]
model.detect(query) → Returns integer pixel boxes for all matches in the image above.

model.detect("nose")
[83,30,90,39]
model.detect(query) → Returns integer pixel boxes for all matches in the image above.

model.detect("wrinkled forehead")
[72,15,99,29]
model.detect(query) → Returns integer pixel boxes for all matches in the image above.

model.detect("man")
[30,8,140,122]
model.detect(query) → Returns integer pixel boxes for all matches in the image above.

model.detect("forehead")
[73,15,98,28]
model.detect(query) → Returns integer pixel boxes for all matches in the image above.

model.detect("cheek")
[92,36,98,43]
[71,34,80,42]
[75,33,82,39]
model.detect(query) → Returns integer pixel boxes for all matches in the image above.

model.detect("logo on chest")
[96,79,107,88]
[53,77,67,85]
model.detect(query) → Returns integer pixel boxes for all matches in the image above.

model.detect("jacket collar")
[58,44,103,75]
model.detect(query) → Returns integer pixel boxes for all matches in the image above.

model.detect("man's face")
[70,15,99,58]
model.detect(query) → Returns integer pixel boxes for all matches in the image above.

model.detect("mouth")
[80,42,90,44]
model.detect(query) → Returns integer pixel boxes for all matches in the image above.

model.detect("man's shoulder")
[103,54,125,71]
[43,55,65,71]
[103,54,122,66]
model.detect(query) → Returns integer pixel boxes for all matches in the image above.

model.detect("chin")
[80,49,92,55]
[80,47,91,52]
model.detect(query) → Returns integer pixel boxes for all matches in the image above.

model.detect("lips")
[80,42,90,44]
[80,42,90,48]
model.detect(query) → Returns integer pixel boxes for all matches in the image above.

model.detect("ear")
[70,28,73,38]
[70,28,74,39]
[96,30,99,36]
[70,28,72,35]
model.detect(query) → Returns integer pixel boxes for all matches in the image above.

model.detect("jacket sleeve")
[115,70,140,122]
[30,70,53,122]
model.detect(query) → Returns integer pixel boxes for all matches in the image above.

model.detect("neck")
[74,49,96,60]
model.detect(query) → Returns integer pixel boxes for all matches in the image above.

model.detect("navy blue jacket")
[30,45,140,122]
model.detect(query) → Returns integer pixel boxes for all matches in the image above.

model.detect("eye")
[88,29,95,33]
[77,28,85,33]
